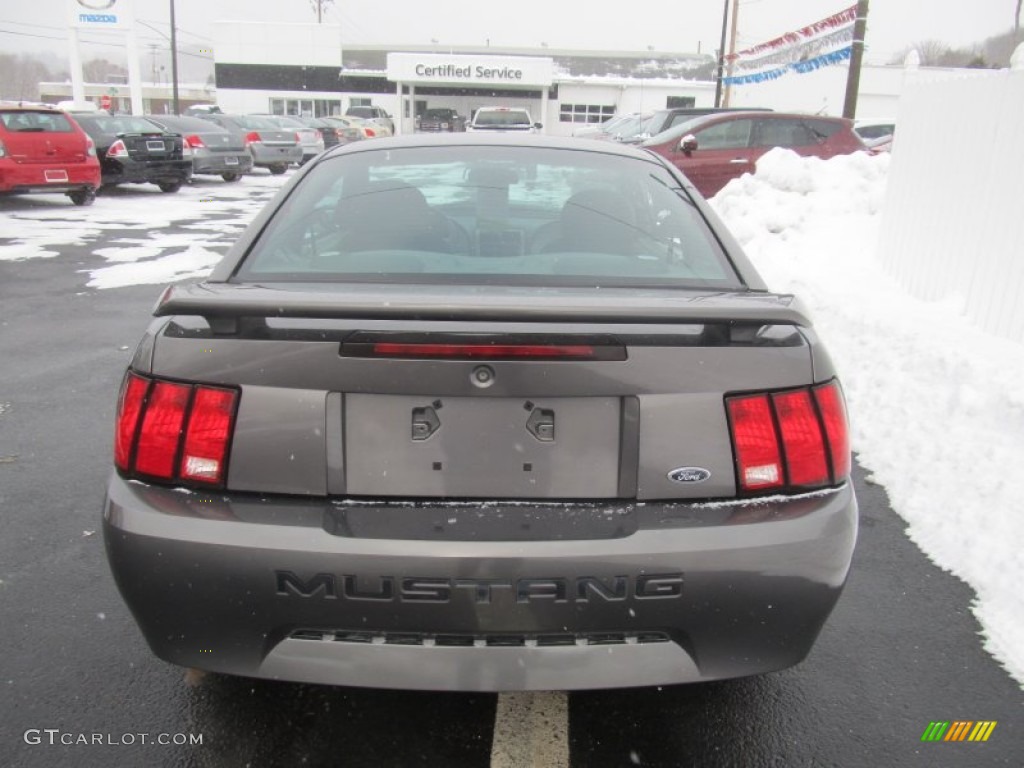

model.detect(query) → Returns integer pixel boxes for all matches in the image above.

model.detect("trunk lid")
[145,283,817,501]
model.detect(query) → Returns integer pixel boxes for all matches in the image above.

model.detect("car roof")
[319,132,661,161]
[0,103,64,113]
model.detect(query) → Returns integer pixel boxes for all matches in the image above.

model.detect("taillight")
[726,394,784,491]
[180,386,236,484]
[114,372,149,471]
[0,138,6,158]
[85,136,96,157]
[726,380,850,494]
[295,132,302,143]
[813,381,851,482]
[114,373,239,487]
[363,127,376,137]
[134,381,191,478]
[244,131,261,146]
[107,139,128,158]
[314,129,323,141]
[184,134,205,149]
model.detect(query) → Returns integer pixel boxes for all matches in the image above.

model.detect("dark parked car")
[0,104,100,205]
[73,114,191,193]
[196,114,303,174]
[417,108,466,132]
[105,134,856,692]
[145,114,253,182]
[641,111,866,198]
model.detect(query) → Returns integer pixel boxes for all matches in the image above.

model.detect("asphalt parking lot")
[0,176,1020,767]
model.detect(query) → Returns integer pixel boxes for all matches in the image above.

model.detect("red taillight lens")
[180,387,237,484]
[184,134,205,149]
[772,390,829,487]
[813,381,851,482]
[726,394,784,491]
[114,372,150,471]
[244,131,261,146]
[115,374,239,487]
[295,132,302,143]
[134,381,191,479]
[107,139,127,158]
[364,127,376,137]
[726,379,851,494]
[315,129,323,140]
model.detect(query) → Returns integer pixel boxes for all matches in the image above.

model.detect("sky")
[2,0,1021,68]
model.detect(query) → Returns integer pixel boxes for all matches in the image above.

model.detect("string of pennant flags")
[722,4,858,86]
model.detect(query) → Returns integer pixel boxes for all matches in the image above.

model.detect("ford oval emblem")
[667,467,711,484]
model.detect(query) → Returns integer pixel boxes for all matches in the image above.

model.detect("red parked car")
[0,104,101,206]
[640,111,865,198]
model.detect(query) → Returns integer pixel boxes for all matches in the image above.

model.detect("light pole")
[714,0,729,107]
[169,0,180,114]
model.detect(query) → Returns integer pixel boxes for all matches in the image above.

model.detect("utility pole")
[722,0,740,107]
[714,0,729,107]
[169,0,180,114]
[842,0,869,119]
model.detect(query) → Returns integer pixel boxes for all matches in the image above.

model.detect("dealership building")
[211,21,721,135]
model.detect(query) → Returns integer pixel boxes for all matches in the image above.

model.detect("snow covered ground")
[1,154,1021,685]
[0,172,289,287]
[712,149,1024,686]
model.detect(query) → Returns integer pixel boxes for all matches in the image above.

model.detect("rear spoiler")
[154,282,812,334]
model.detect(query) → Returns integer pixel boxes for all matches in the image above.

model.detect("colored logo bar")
[921,721,997,742]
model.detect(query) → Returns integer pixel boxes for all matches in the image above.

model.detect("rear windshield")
[78,115,167,134]
[237,145,741,289]
[149,115,226,133]
[474,111,531,127]
[0,111,73,133]
[230,115,282,131]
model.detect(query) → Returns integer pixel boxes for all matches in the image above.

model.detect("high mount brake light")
[371,342,597,360]
[114,372,238,487]
[726,380,850,495]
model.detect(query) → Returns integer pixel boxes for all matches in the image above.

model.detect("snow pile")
[712,148,1024,685]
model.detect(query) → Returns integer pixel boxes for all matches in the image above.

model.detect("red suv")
[641,111,865,198]
[0,105,101,206]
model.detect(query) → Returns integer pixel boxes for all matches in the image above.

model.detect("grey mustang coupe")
[104,134,857,691]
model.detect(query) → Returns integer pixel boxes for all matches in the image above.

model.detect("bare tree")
[0,53,59,101]
[309,0,334,23]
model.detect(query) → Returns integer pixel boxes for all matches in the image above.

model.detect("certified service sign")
[71,0,132,29]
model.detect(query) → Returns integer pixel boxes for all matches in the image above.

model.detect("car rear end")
[104,137,857,692]
[0,107,100,204]
[231,115,303,171]
[149,115,253,180]
[76,114,192,190]
[267,116,324,164]
[468,107,537,133]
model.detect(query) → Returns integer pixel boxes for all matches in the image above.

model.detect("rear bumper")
[101,158,192,186]
[104,474,857,691]
[250,144,303,166]
[0,160,100,193]
[191,153,253,175]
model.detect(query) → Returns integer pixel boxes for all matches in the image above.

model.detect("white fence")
[876,59,1024,344]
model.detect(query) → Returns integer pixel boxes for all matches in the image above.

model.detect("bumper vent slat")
[293,629,671,647]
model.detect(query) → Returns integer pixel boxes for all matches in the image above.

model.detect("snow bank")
[712,148,1024,685]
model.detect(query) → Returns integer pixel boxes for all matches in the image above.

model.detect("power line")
[0,28,213,61]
